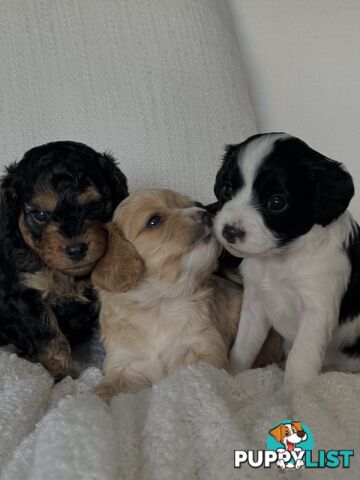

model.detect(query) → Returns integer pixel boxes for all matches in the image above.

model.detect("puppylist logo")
[234,420,354,470]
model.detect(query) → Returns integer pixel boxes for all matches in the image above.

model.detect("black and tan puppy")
[0,141,128,378]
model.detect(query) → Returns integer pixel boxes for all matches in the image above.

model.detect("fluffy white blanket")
[0,346,359,480]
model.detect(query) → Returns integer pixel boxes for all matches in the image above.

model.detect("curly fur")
[0,141,128,378]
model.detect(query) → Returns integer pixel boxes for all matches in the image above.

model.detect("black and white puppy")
[213,132,360,385]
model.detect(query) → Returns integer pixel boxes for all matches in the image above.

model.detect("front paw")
[95,380,122,403]
[229,348,247,375]
[38,336,73,380]
[284,360,318,386]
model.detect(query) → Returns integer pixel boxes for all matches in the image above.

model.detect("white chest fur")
[241,216,352,345]
[242,255,305,344]
[231,214,356,383]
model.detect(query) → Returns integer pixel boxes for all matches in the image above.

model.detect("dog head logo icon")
[267,420,311,469]
[269,421,307,452]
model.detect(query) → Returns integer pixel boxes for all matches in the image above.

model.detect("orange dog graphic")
[269,421,307,469]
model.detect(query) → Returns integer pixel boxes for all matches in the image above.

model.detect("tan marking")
[38,223,107,274]
[43,222,60,234]
[32,189,59,212]
[78,187,102,205]
[22,270,91,303]
[19,212,40,252]
[19,213,108,276]
[37,324,73,380]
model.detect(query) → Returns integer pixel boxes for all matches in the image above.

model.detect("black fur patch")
[340,225,360,357]
[214,144,244,205]
[340,224,360,324]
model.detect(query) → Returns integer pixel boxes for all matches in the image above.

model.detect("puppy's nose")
[65,242,88,262]
[297,430,306,438]
[222,224,245,244]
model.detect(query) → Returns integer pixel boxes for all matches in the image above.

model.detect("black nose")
[65,242,88,262]
[222,224,245,244]
[297,430,306,438]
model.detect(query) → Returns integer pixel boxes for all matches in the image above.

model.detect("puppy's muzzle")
[222,224,245,244]
[65,242,88,262]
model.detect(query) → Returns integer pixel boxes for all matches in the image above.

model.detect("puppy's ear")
[269,425,284,443]
[292,421,302,432]
[99,152,129,206]
[1,162,18,201]
[303,151,354,227]
[214,144,238,200]
[91,223,145,292]
[204,201,219,215]
[0,162,21,228]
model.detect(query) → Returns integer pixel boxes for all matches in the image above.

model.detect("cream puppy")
[92,189,244,400]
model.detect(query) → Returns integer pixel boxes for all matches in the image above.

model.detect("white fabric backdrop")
[0,0,256,204]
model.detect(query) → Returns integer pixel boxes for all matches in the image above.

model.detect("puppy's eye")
[32,211,50,223]
[219,183,233,201]
[146,215,163,229]
[267,194,288,214]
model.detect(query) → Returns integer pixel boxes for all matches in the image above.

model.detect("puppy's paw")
[284,361,317,386]
[228,349,246,375]
[95,381,120,403]
[38,336,73,380]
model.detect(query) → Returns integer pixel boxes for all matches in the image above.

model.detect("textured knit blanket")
[1,345,359,480]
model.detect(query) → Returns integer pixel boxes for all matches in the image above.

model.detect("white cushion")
[0,0,255,203]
